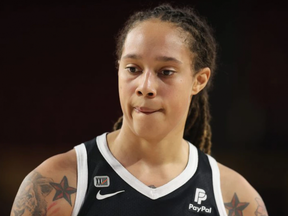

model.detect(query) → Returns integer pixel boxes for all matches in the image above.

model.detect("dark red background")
[1,0,288,215]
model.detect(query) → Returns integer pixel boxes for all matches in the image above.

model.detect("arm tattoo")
[50,176,77,206]
[12,171,76,216]
[224,193,249,216]
[255,197,268,216]
[12,171,53,216]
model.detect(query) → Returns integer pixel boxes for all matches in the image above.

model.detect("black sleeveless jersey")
[72,133,227,216]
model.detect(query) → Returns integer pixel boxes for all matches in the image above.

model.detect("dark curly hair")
[113,4,217,154]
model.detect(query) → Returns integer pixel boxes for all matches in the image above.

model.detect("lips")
[134,106,159,114]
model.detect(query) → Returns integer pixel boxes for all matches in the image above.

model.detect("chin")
[131,122,169,142]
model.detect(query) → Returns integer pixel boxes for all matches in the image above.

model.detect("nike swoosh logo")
[96,190,125,200]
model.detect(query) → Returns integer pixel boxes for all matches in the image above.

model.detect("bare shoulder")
[218,162,269,216]
[11,149,77,216]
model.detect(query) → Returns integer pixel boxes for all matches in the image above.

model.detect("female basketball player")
[11,4,268,216]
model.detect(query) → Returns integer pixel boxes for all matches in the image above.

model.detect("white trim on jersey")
[207,155,228,216]
[97,132,198,200]
[72,144,88,216]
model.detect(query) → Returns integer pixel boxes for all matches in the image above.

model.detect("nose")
[135,70,157,98]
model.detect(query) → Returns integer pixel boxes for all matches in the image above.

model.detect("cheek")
[118,76,135,106]
[167,79,192,99]
[165,82,192,112]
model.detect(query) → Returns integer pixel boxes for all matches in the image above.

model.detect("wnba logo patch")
[94,176,110,187]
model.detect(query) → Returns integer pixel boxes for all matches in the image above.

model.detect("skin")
[10,19,268,216]
[107,19,210,186]
[11,150,77,216]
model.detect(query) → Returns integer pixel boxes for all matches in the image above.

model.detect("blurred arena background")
[1,0,287,215]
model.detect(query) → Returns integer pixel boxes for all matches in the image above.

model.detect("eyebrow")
[122,54,183,64]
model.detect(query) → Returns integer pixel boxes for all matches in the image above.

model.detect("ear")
[191,67,211,95]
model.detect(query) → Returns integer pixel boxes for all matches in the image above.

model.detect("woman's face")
[118,19,208,141]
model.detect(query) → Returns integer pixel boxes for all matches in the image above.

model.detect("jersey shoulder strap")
[72,137,97,216]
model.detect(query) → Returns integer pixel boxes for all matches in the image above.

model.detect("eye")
[160,69,175,76]
[125,66,141,73]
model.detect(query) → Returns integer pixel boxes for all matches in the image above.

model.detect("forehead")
[122,19,192,62]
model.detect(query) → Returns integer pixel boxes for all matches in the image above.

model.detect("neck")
[107,124,190,187]
[107,125,188,167]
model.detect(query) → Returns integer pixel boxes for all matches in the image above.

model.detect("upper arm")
[11,149,77,216]
[218,163,269,216]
